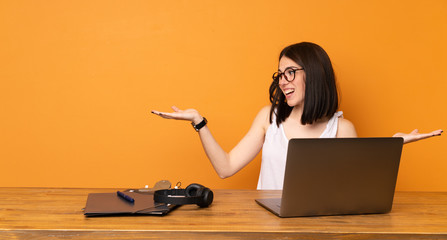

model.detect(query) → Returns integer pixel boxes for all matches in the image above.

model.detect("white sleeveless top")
[257,111,343,190]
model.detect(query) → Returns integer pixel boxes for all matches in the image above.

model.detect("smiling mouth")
[284,89,295,96]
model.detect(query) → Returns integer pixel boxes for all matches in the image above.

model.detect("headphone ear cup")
[185,183,205,197]
[197,187,213,208]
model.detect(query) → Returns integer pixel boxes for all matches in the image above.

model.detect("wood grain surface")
[1,188,446,239]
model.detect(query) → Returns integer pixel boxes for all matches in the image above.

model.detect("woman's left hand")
[393,129,443,144]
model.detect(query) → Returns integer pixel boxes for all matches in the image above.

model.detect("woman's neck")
[289,104,304,124]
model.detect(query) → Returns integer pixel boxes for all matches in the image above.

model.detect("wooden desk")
[0,188,446,239]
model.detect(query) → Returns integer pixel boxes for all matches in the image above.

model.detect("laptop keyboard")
[275,199,281,208]
[264,198,281,208]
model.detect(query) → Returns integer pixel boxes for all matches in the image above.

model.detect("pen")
[117,191,135,203]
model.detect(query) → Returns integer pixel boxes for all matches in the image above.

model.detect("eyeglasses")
[272,67,304,82]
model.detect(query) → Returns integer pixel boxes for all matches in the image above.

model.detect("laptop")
[255,137,404,217]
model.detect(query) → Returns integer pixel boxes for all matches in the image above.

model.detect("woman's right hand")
[151,106,203,124]
[151,105,269,179]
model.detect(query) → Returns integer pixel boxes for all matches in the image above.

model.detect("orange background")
[1,0,445,191]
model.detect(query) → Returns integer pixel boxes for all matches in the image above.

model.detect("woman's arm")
[335,117,442,144]
[151,106,270,178]
[393,129,443,144]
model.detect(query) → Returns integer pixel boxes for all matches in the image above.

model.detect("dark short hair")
[269,42,339,126]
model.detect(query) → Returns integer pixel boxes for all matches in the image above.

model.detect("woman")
[151,42,442,190]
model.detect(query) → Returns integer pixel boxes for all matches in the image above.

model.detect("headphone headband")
[153,183,213,208]
[153,189,202,205]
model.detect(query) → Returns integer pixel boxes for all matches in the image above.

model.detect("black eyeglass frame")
[272,67,305,82]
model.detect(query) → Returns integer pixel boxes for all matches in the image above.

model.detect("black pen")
[117,191,135,203]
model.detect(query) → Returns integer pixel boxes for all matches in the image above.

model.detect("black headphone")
[153,183,213,208]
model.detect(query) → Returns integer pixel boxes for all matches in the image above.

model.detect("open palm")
[393,129,443,144]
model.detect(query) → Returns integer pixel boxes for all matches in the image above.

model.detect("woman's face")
[278,56,306,107]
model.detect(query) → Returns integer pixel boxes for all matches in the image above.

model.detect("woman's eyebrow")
[279,66,299,72]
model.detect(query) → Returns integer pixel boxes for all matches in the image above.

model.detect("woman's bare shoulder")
[253,105,272,131]
[259,105,272,116]
[337,118,358,137]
